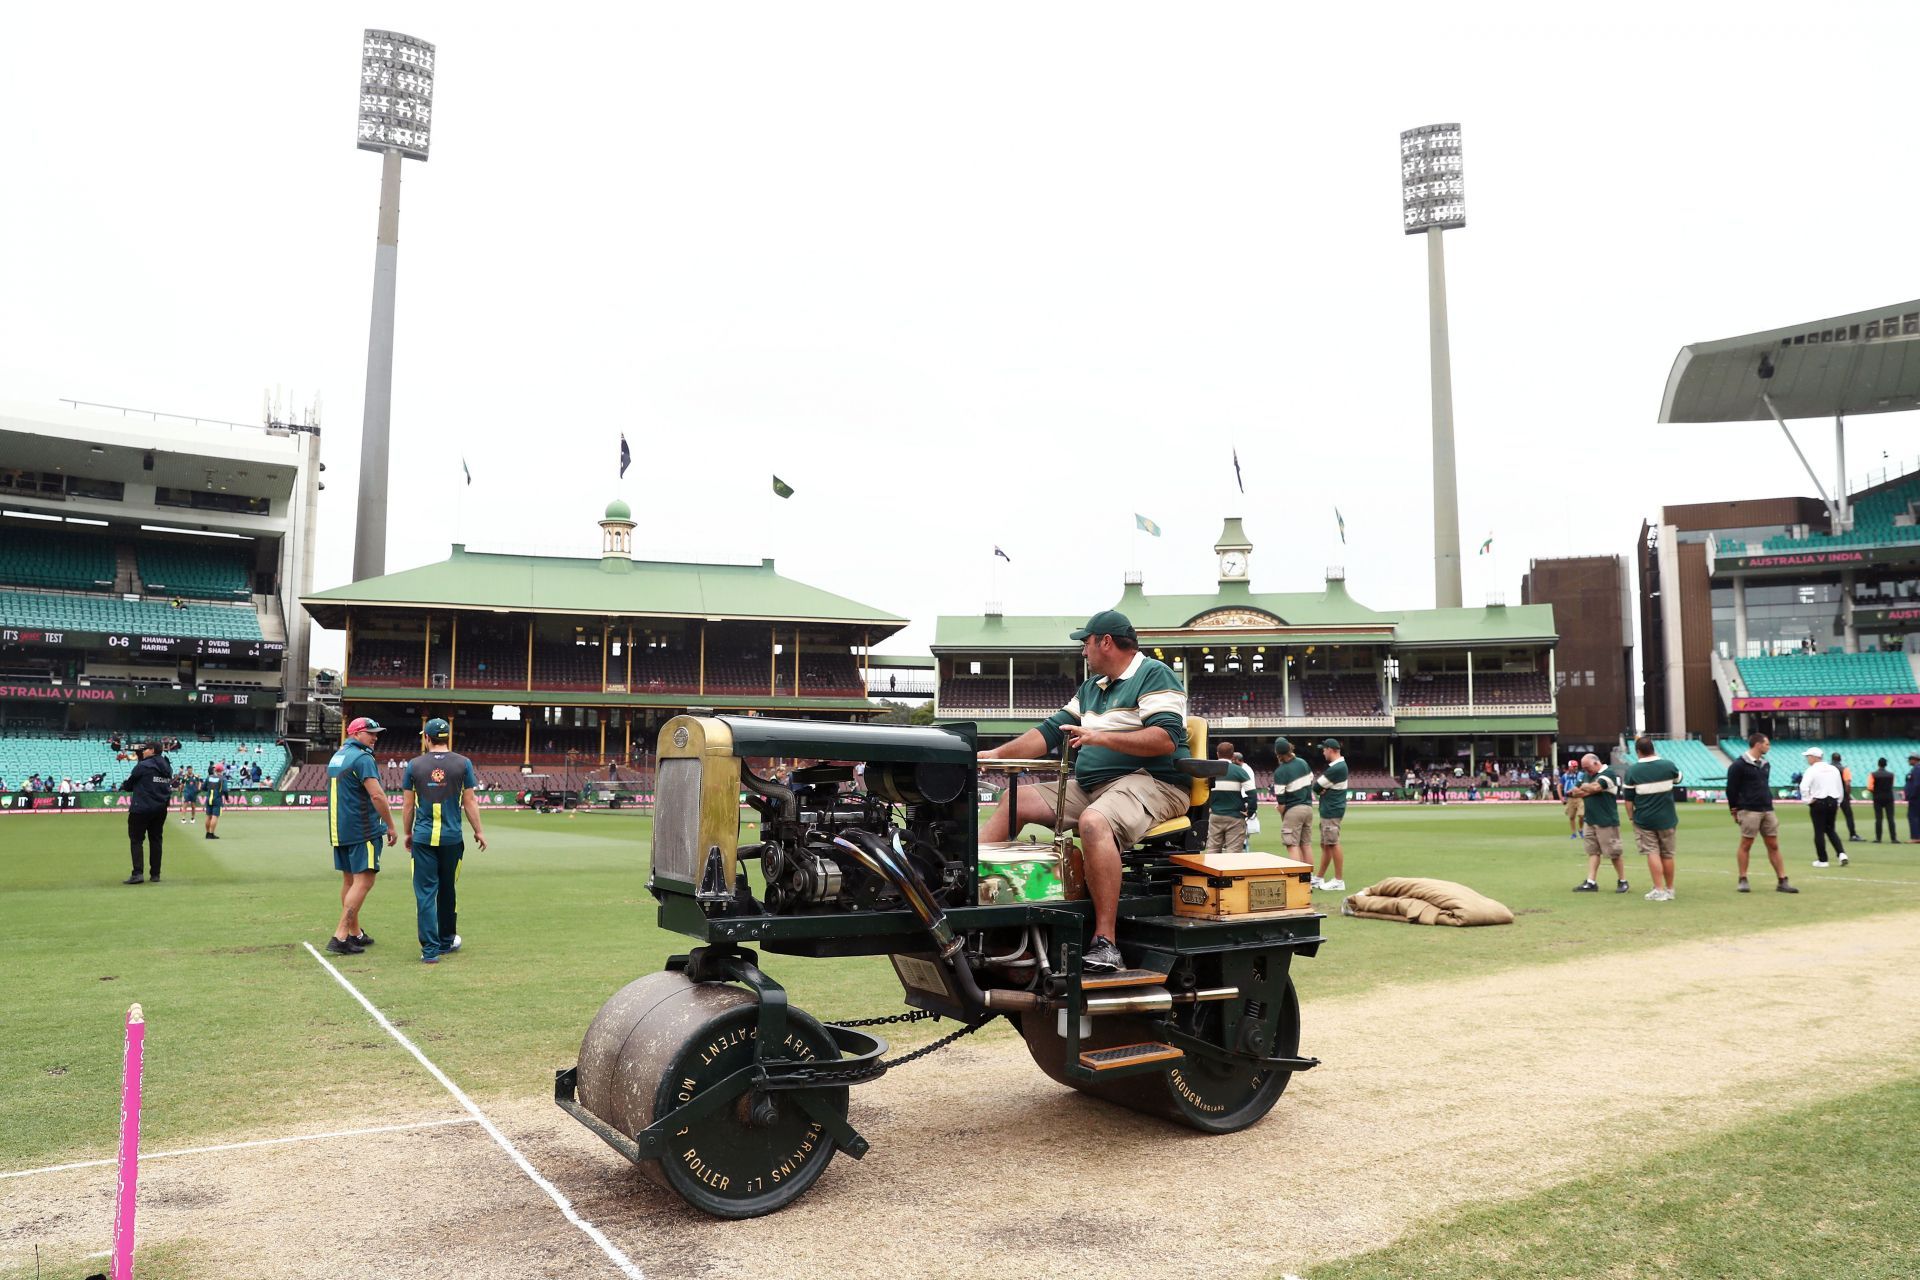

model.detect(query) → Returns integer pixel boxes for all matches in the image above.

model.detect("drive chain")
[784,1011,992,1086]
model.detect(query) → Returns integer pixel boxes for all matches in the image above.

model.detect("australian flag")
[619,434,631,479]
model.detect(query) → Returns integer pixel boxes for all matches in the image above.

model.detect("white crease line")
[301,941,644,1280]
[1689,866,1920,888]
[0,1117,478,1180]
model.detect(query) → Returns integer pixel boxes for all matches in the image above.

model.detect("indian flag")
[1479,534,1493,555]
[1135,514,1162,537]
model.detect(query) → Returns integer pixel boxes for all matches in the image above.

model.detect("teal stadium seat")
[136,541,250,601]
[1718,738,1920,787]
[0,528,115,591]
[1648,740,1728,789]
[0,732,289,792]
[0,591,262,641]
[1746,475,1920,553]
[1735,652,1917,697]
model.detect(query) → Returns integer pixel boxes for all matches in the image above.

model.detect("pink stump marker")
[111,1003,146,1280]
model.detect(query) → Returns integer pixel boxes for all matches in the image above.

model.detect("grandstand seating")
[453,639,527,690]
[135,540,250,601]
[0,731,288,792]
[1718,475,1920,554]
[1735,652,1917,696]
[1398,670,1549,707]
[1648,739,1729,788]
[0,527,115,591]
[0,590,262,640]
[1299,674,1381,717]
[939,675,1075,711]
[1717,738,1920,788]
[348,638,424,686]
[1190,674,1285,717]
[532,643,604,691]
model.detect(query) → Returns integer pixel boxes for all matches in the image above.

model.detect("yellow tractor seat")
[1135,716,1224,848]
[1141,814,1192,841]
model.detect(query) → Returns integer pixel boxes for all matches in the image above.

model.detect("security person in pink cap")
[325,717,399,956]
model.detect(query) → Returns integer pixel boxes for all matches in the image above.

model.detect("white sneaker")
[1812,859,1830,868]
[1309,876,1324,888]
[1644,888,1668,901]
[1838,853,1849,866]
[1326,878,1347,892]
[447,934,462,952]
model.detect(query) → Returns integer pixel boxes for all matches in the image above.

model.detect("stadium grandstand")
[296,500,909,792]
[1640,298,1920,773]
[1,400,319,794]
[932,518,1561,783]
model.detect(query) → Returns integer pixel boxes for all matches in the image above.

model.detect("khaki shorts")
[1564,797,1585,823]
[1582,825,1623,860]
[1205,815,1248,853]
[1051,771,1193,848]
[1280,805,1314,848]
[1319,817,1343,847]
[1735,809,1780,840]
[1635,825,1678,859]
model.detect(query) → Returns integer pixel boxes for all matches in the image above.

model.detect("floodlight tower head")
[1400,123,1464,234]
[358,29,435,161]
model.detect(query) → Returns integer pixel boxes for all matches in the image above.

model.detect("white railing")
[1395,702,1555,718]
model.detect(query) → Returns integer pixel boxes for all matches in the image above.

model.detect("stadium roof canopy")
[303,543,908,632]
[1660,299,1920,423]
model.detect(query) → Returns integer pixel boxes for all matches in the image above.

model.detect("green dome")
[603,498,632,521]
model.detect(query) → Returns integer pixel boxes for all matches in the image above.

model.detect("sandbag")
[1341,876,1514,927]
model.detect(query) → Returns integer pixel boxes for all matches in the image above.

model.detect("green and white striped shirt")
[1038,652,1190,789]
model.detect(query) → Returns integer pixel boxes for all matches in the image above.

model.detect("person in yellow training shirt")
[401,718,488,965]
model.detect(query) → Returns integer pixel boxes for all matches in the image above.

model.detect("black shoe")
[1615,880,1630,893]
[352,932,375,947]
[325,936,365,955]
[1777,879,1799,894]
[205,833,220,840]
[1082,936,1123,973]
[149,874,160,883]
[123,874,145,885]
[1572,881,1599,892]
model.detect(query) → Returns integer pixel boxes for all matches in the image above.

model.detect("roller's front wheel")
[575,971,847,1218]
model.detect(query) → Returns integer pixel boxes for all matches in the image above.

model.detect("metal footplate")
[1079,1041,1184,1071]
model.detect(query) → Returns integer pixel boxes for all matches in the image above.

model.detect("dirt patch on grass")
[6,911,1920,1280]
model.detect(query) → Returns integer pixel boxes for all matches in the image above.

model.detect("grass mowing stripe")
[300,941,646,1280]
[1301,1073,1920,1280]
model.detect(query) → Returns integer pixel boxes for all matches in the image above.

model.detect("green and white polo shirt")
[1210,760,1256,817]
[1272,757,1314,810]
[1315,758,1350,819]
[1038,652,1190,790]
[1622,756,1682,830]
[1583,766,1622,828]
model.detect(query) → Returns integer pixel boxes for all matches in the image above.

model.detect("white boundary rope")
[300,941,646,1280]
[0,1118,477,1181]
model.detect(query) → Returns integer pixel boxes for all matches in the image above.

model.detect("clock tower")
[1215,516,1252,584]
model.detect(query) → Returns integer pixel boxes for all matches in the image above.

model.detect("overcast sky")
[5,2,1919,668]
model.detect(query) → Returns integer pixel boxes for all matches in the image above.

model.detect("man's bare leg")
[1763,834,1787,880]
[1078,810,1122,942]
[1663,856,1676,895]
[336,871,375,940]
[1609,855,1627,883]
[1736,835,1754,878]
[980,785,1061,843]
[1586,850,1603,882]
[1644,848,1667,893]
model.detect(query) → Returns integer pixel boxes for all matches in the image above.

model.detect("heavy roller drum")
[575,971,848,1218]
[1019,972,1301,1134]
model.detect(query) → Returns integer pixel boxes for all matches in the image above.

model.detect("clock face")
[1220,551,1248,578]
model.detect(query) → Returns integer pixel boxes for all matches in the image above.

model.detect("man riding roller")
[980,610,1191,973]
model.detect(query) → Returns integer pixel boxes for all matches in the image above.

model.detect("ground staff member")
[1724,734,1796,894]
[1312,739,1349,892]
[1570,753,1629,893]
[979,610,1191,974]
[1906,753,1920,840]
[203,763,228,840]
[1798,747,1848,869]
[1271,738,1314,859]
[326,717,398,956]
[402,719,489,964]
[1869,757,1900,843]
[119,741,171,885]
[1622,736,1682,902]
[1203,740,1254,855]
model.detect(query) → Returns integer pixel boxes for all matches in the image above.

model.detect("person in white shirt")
[1797,747,1849,869]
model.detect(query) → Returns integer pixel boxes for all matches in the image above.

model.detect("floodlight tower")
[352,29,435,583]
[1401,124,1466,609]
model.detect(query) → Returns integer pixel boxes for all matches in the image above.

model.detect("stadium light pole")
[352,29,435,584]
[1402,124,1466,609]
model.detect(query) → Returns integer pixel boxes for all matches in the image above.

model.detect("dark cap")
[1069,609,1137,643]
[423,717,451,740]
[1320,738,1342,750]
[1274,737,1293,754]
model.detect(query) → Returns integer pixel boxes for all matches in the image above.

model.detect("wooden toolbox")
[1168,851,1314,918]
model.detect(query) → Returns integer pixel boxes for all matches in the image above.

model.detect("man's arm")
[461,789,488,851]
[362,766,398,845]
[1060,724,1174,756]
[979,727,1053,760]
[401,782,416,849]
